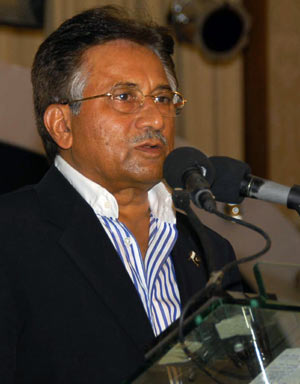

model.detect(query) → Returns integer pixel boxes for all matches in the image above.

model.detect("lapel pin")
[188,251,201,267]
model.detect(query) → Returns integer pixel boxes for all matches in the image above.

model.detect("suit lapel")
[172,212,209,308]
[35,166,154,352]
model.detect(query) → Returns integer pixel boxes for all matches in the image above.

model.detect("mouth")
[134,140,165,155]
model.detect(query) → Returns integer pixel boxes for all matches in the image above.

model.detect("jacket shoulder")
[0,186,39,220]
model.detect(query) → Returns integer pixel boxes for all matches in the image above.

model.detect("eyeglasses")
[63,85,187,117]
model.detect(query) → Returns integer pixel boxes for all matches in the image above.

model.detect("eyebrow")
[113,82,172,92]
[113,82,138,88]
[154,84,173,92]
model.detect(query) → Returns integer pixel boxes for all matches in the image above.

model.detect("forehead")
[81,40,169,91]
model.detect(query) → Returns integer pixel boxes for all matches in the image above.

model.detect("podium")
[127,263,300,383]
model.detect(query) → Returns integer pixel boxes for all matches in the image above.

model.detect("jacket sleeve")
[0,265,17,384]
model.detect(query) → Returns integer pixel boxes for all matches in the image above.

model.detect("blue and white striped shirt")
[55,156,181,336]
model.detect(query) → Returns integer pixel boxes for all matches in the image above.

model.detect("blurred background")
[0,0,300,292]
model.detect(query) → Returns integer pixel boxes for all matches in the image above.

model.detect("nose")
[135,97,165,131]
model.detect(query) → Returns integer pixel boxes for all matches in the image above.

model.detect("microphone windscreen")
[210,156,251,203]
[163,147,215,188]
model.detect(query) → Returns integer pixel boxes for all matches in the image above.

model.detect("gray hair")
[68,68,88,115]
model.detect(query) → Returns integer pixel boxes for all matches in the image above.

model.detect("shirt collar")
[54,155,176,224]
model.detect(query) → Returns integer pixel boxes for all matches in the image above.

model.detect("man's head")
[32,6,177,161]
[32,6,182,192]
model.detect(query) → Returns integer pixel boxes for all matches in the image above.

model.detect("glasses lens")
[111,87,141,113]
[109,86,185,116]
[153,90,185,117]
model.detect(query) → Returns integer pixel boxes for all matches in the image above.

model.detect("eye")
[113,89,137,102]
[154,93,173,105]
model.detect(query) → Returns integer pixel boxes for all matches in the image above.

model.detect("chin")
[124,162,164,186]
[134,172,163,188]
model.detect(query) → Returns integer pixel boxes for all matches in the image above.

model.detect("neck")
[114,188,151,260]
[113,187,150,220]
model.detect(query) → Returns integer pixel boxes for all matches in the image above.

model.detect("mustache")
[130,129,168,146]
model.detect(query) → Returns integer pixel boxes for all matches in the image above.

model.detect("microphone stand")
[172,188,272,384]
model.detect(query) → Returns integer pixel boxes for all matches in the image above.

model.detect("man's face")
[63,40,175,193]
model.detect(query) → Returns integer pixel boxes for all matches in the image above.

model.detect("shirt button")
[124,237,131,246]
[104,201,111,209]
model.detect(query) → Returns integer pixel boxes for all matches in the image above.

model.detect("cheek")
[93,120,130,161]
[168,135,175,152]
[165,123,175,152]
[99,128,128,152]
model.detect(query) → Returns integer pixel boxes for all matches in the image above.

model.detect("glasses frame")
[61,87,187,117]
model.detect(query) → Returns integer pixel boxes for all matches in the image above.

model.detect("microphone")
[210,156,300,212]
[163,147,216,212]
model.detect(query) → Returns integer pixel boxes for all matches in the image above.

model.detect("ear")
[44,104,73,150]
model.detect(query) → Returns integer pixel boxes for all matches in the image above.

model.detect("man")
[0,6,241,384]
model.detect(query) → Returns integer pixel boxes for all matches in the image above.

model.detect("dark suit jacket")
[0,166,240,384]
